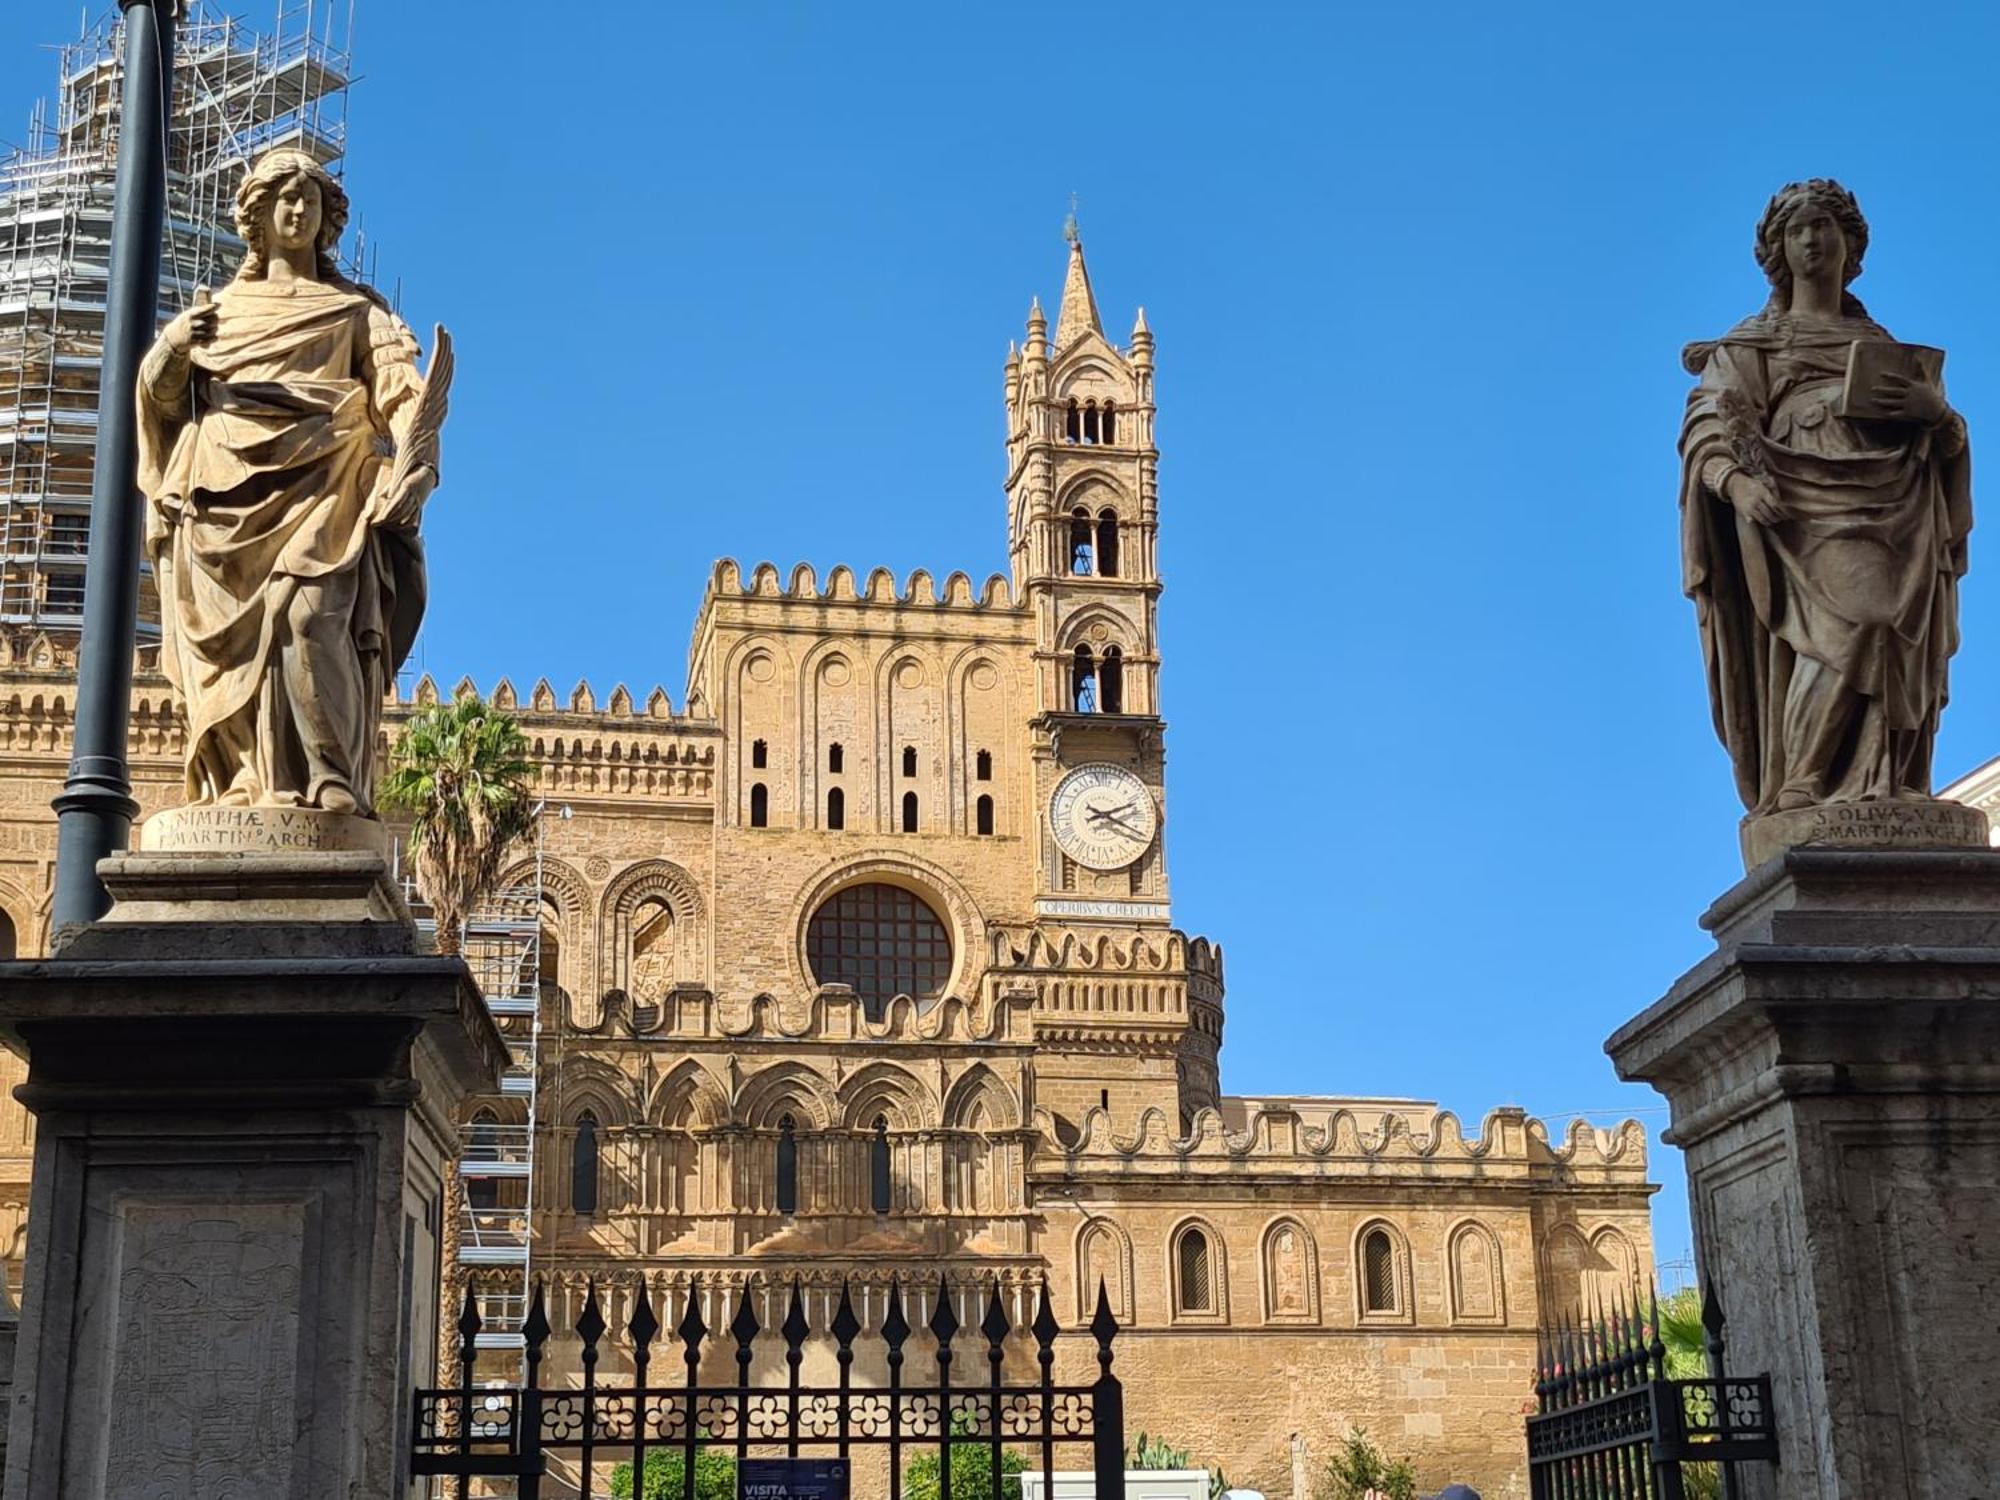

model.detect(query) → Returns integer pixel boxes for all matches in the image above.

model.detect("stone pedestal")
[1606,849,2000,1498]
[0,851,506,1500]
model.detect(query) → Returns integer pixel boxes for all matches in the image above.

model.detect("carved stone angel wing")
[387,323,453,497]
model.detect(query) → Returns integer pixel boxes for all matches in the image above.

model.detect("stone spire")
[1053,234,1101,349]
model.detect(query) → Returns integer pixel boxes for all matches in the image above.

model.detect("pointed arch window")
[1073,645,1097,713]
[902,745,917,778]
[975,749,992,781]
[826,786,845,830]
[1102,399,1117,444]
[749,783,769,828]
[1100,646,1124,714]
[1069,509,1094,575]
[572,1111,599,1216]
[1096,509,1120,577]
[901,790,919,833]
[1177,1227,1214,1314]
[976,794,995,836]
[776,1114,799,1215]
[828,742,844,773]
[751,738,768,769]
[870,1116,892,1215]
[1082,400,1100,444]
[1064,398,1081,443]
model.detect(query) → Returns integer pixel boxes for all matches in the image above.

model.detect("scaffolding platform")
[0,2,359,634]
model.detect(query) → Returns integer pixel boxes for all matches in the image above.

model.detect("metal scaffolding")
[0,2,357,634]
[399,813,550,1360]
[455,872,546,1352]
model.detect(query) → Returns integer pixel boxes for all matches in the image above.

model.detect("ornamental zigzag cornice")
[988,925,1223,980]
[1031,1103,1650,1174]
[567,987,1037,1046]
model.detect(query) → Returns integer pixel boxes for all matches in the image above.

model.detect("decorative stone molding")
[1040,1101,1647,1176]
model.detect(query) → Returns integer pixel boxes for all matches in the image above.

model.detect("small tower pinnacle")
[1054,235,1102,350]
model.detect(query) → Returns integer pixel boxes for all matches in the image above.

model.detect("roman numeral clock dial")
[1049,763,1158,871]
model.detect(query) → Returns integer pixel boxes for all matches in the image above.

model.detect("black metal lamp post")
[50,0,180,930]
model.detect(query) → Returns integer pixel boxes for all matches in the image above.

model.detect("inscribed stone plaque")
[1739,798,1987,868]
[141,803,391,855]
[104,1201,304,1497]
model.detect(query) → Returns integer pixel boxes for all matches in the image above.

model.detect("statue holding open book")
[136,147,450,828]
[1679,179,1981,861]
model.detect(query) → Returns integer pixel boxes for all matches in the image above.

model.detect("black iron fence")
[412,1275,1126,1500]
[1527,1285,1777,1500]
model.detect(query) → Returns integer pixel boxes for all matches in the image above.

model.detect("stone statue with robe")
[136,148,447,842]
[1679,180,1985,864]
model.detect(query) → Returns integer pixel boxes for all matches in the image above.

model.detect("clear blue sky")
[12,1,2000,1281]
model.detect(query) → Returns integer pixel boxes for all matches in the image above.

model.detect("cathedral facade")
[0,240,1653,1497]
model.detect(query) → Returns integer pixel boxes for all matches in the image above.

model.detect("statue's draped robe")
[1680,311,1971,814]
[137,278,427,811]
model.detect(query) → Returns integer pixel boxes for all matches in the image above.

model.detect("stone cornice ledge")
[1607,940,2000,1147]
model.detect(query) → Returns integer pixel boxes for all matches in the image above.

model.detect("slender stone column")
[1607,849,2000,1498]
[0,852,506,1500]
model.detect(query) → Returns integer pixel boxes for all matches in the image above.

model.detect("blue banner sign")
[739,1458,852,1500]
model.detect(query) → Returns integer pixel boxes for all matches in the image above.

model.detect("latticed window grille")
[870,1117,892,1214]
[776,1114,799,1215]
[1362,1227,1398,1312]
[1178,1228,1212,1312]
[572,1112,599,1216]
[805,883,951,1014]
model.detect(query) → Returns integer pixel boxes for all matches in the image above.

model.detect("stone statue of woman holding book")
[135,147,450,845]
[1680,179,1985,865]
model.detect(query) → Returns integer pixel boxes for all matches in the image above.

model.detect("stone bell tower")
[1003,232,1170,918]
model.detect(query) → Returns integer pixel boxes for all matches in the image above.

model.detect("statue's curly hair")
[234,147,351,283]
[1754,178,1871,318]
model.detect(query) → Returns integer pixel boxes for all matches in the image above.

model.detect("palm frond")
[381,694,537,954]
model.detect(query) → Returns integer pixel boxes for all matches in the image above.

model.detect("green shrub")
[902,1438,1029,1500]
[1315,1428,1417,1500]
[607,1445,738,1500]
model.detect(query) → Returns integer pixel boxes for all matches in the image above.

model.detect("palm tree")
[1656,1286,1720,1500]
[379,693,537,1382]
[378,694,537,955]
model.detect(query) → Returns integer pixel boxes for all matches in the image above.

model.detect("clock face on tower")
[1049,763,1158,871]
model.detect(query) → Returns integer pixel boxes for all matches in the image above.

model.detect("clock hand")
[1085,801,1134,823]
[1096,813,1145,839]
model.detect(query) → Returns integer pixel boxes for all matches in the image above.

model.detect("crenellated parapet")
[686,558,1031,717]
[706,559,1018,612]
[397,672,718,806]
[0,638,724,810]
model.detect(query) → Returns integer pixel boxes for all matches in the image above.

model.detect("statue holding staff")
[1679,180,1980,859]
[136,147,449,822]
